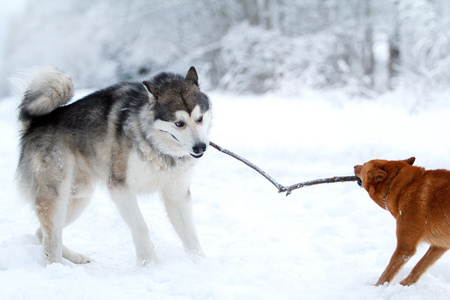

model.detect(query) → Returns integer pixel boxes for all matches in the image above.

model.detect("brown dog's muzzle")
[354,165,363,187]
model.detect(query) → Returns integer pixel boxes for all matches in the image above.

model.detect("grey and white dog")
[16,66,211,265]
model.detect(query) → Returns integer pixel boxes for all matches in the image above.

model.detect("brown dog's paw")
[399,276,416,286]
[374,279,388,287]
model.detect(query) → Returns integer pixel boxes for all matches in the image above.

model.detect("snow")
[1,90,450,299]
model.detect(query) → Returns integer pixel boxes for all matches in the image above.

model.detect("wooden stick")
[279,176,359,196]
[209,141,285,191]
[209,141,358,196]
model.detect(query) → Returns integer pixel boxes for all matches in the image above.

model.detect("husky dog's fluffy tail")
[18,67,74,125]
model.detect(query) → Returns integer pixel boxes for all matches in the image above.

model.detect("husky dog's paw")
[137,250,160,267]
[139,256,159,267]
[63,246,92,264]
[68,253,92,264]
[187,249,205,263]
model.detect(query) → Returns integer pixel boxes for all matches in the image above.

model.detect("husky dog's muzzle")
[191,142,207,158]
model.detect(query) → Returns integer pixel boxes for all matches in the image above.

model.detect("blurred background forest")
[1,0,450,97]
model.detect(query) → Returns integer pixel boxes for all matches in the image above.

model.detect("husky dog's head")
[143,67,211,159]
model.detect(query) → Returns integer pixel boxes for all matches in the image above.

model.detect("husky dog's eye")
[197,115,203,123]
[175,121,185,128]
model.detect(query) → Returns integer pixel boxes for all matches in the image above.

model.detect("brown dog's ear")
[403,157,415,165]
[373,169,387,182]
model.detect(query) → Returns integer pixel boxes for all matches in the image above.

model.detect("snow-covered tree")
[1,0,449,96]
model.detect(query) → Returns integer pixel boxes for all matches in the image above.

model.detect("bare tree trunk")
[362,0,375,87]
[388,0,400,89]
[263,0,271,29]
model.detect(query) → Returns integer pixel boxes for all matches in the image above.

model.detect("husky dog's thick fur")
[16,66,211,265]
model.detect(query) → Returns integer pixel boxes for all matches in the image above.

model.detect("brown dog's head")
[354,157,415,207]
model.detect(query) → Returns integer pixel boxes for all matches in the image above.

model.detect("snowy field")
[1,89,450,299]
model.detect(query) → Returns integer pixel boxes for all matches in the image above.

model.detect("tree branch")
[279,175,359,196]
[209,141,358,196]
[209,141,285,191]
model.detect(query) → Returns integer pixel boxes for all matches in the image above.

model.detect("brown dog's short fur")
[354,157,450,286]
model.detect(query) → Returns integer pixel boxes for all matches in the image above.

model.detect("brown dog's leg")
[376,220,427,286]
[375,245,416,286]
[399,246,447,286]
[375,224,424,286]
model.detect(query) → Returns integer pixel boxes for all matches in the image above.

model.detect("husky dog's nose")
[191,142,207,158]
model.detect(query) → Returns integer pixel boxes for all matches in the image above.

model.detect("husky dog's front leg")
[161,184,203,256]
[109,188,158,265]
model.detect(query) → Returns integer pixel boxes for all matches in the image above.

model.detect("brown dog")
[354,157,450,286]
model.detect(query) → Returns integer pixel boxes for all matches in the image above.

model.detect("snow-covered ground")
[1,90,450,299]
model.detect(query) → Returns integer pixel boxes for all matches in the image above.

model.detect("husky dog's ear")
[185,66,198,86]
[143,81,159,99]
[403,157,415,165]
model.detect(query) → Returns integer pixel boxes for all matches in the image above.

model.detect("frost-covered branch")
[209,141,358,196]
